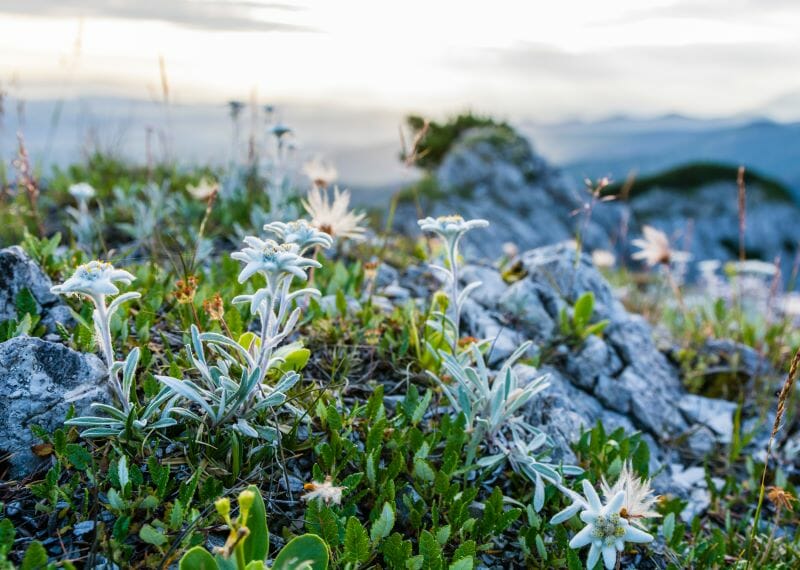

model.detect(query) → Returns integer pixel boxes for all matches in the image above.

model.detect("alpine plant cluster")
[50,209,658,569]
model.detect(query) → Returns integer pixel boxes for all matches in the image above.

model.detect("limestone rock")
[0,246,73,332]
[0,336,107,477]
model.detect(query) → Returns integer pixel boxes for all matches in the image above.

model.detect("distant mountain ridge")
[522,115,800,200]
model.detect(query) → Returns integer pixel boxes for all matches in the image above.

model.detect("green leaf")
[419,530,443,570]
[344,517,370,565]
[413,458,435,482]
[179,546,219,570]
[16,288,38,317]
[240,485,269,564]
[305,501,340,547]
[170,499,184,531]
[382,534,412,570]
[370,502,395,542]
[435,525,450,546]
[566,547,583,570]
[411,390,432,425]
[273,535,329,570]
[65,444,91,470]
[572,292,594,330]
[117,456,130,492]
[335,289,348,316]
[448,558,473,570]
[13,313,32,337]
[0,518,16,553]
[139,524,167,547]
[20,540,47,570]
[663,512,676,543]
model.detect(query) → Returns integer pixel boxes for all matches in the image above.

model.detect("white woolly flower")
[600,462,661,528]
[303,186,366,241]
[631,225,689,267]
[186,177,219,200]
[563,480,653,570]
[592,249,616,269]
[301,476,346,506]
[50,261,140,410]
[51,261,136,300]
[263,220,333,253]
[231,237,320,284]
[303,156,338,189]
[726,259,778,278]
[418,215,489,242]
[68,182,96,202]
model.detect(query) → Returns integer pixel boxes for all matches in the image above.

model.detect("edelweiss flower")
[418,215,489,242]
[302,476,346,505]
[726,259,778,278]
[632,226,689,267]
[600,462,660,528]
[51,261,136,300]
[186,177,219,200]
[303,186,366,241]
[592,249,617,269]
[303,156,338,189]
[263,220,333,253]
[567,480,653,570]
[231,236,320,284]
[68,182,96,202]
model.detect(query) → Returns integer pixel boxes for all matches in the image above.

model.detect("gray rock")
[461,299,526,365]
[0,337,107,477]
[0,246,73,331]
[678,394,737,443]
[460,264,508,307]
[520,243,621,321]
[685,426,717,457]
[375,263,399,288]
[565,336,623,390]
[497,279,556,341]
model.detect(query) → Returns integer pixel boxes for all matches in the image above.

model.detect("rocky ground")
[394,126,800,279]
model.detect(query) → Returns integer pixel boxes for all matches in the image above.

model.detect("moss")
[605,162,794,203]
[404,112,515,171]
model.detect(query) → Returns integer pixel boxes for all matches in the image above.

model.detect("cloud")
[0,0,316,33]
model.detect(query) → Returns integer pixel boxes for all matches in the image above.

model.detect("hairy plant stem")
[92,294,128,411]
[447,238,460,353]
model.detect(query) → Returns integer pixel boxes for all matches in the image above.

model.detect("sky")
[1,0,800,121]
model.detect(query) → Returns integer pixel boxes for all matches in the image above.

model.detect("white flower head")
[725,259,778,278]
[600,462,661,528]
[592,249,617,269]
[303,156,338,189]
[51,261,135,299]
[68,182,96,203]
[303,186,367,241]
[418,215,489,243]
[231,236,320,284]
[301,476,346,506]
[186,177,219,201]
[632,225,689,267]
[263,220,333,253]
[566,480,653,570]
[502,242,519,259]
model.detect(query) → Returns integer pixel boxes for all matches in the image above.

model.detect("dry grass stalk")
[748,346,800,565]
[12,132,44,237]
[737,165,747,262]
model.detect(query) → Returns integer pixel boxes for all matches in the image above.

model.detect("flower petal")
[602,545,617,570]
[582,479,602,513]
[586,543,601,570]
[568,524,595,549]
[623,525,653,544]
